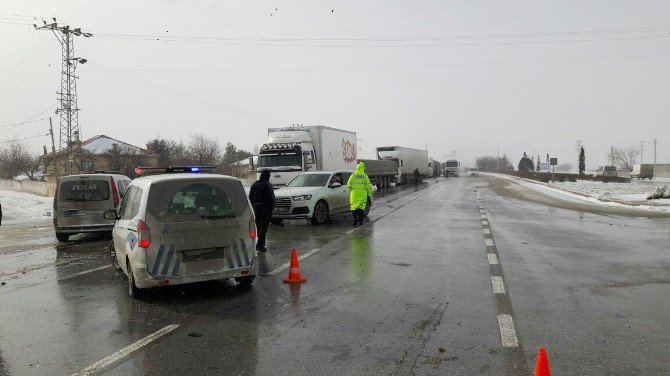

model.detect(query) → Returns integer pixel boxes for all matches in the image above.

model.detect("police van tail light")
[110,177,120,208]
[249,214,257,239]
[137,220,151,248]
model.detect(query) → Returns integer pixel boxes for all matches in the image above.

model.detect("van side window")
[119,186,143,220]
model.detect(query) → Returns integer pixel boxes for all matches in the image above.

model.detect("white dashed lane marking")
[484,238,494,247]
[491,276,506,294]
[483,228,491,235]
[72,324,180,376]
[497,314,519,348]
[482,220,489,226]
[487,253,498,265]
[266,248,320,276]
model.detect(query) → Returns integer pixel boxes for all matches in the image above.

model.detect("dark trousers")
[255,212,270,250]
[352,209,365,223]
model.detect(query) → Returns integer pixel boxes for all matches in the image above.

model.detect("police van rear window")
[147,180,247,222]
[59,180,110,201]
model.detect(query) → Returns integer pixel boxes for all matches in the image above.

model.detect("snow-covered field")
[548,179,670,205]
[0,190,53,224]
[486,173,670,214]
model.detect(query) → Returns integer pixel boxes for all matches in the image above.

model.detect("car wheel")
[270,218,284,224]
[109,240,121,271]
[55,232,69,242]
[311,201,329,225]
[127,261,144,299]
[235,276,255,286]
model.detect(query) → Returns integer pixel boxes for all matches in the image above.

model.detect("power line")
[1,133,50,143]
[0,117,51,129]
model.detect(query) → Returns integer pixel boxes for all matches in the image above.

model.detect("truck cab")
[445,159,460,177]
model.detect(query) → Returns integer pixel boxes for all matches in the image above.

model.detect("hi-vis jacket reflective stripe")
[347,162,372,210]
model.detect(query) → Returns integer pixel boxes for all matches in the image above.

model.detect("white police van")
[105,167,258,298]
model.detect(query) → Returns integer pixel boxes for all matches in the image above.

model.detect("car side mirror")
[103,209,119,220]
[331,182,342,188]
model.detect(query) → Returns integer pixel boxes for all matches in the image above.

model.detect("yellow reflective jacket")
[347,162,372,210]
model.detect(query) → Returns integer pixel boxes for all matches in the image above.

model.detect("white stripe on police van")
[497,314,519,348]
[487,253,498,265]
[485,238,494,247]
[491,276,505,294]
[73,324,180,376]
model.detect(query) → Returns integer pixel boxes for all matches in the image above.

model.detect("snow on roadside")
[0,190,53,224]
[487,173,670,213]
[548,179,670,205]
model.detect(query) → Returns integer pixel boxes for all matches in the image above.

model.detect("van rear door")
[57,177,114,227]
[144,178,254,278]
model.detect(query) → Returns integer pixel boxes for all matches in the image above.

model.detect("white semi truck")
[376,146,431,185]
[444,159,460,177]
[252,125,358,187]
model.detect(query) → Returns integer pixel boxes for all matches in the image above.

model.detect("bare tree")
[0,139,42,180]
[104,145,146,178]
[608,147,638,171]
[187,134,222,166]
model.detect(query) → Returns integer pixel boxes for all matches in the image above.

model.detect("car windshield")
[59,179,110,201]
[470,168,478,171]
[604,166,616,172]
[287,173,331,187]
[446,161,458,167]
[258,153,301,168]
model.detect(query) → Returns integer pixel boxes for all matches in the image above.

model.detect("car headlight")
[292,195,312,201]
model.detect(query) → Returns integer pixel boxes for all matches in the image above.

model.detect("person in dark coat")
[248,170,275,252]
[0,202,3,226]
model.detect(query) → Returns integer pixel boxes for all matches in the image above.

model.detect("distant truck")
[357,159,398,189]
[252,125,357,188]
[376,146,430,184]
[631,164,654,180]
[444,159,460,177]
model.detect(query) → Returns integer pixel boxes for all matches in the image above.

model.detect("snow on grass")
[487,173,670,213]
[0,190,53,224]
[548,179,670,205]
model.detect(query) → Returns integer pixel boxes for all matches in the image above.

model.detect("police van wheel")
[56,233,69,242]
[311,201,329,225]
[235,276,255,286]
[109,240,121,271]
[127,261,144,299]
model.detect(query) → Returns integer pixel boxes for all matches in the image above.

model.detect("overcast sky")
[2,1,670,169]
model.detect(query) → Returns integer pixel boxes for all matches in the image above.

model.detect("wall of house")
[654,164,670,179]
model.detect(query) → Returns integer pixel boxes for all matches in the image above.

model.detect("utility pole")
[611,145,615,166]
[653,138,657,165]
[35,19,92,174]
[639,141,645,164]
[496,148,500,171]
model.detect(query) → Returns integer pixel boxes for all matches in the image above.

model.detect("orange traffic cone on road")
[283,248,307,283]
[534,347,551,376]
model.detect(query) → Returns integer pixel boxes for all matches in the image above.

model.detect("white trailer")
[252,125,357,187]
[376,146,430,185]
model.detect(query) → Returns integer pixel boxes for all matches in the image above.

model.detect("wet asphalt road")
[1,176,669,375]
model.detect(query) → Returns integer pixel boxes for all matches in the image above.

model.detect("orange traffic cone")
[534,347,551,376]
[283,248,307,283]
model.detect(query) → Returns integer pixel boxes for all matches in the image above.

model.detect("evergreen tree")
[536,155,541,172]
[579,147,586,175]
[518,152,534,172]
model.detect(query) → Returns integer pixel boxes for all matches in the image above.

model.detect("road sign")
[550,158,558,166]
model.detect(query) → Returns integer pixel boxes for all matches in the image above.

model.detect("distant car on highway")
[104,166,258,298]
[467,168,480,177]
[272,170,372,225]
[594,165,617,177]
[53,172,131,242]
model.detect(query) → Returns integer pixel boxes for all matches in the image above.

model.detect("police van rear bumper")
[55,224,114,234]
[133,261,259,289]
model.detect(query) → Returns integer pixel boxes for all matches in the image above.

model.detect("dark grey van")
[53,173,131,242]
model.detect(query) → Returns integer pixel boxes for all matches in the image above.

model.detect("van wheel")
[56,233,69,242]
[235,276,255,286]
[109,240,121,271]
[127,261,144,299]
[311,201,329,225]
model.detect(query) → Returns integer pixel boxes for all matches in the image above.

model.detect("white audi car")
[272,171,373,225]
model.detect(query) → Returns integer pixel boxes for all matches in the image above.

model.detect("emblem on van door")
[275,174,281,178]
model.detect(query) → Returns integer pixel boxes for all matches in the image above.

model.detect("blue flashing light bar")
[135,166,216,175]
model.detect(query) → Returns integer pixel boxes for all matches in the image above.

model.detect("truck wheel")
[311,201,329,225]
[109,240,121,271]
[55,233,69,242]
[127,261,144,299]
